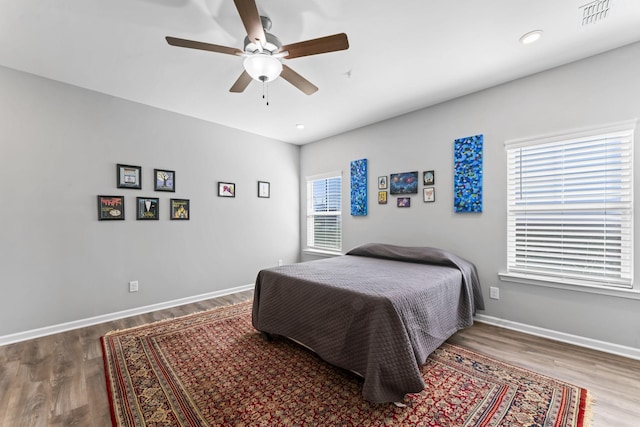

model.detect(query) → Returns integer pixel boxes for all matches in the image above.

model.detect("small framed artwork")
[258,181,270,198]
[423,187,435,202]
[154,169,175,192]
[97,195,125,220]
[171,198,190,220]
[378,176,388,190]
[117,164,142,189]
[378,191,388,204]
[423,170,435,185]
[136,197,159,220]
[390,171,419,194]
[397,197,411,208]
[218,182,235,197]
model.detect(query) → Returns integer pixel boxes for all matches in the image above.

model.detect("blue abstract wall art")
[454,134,483,213]
[350,158,368,216]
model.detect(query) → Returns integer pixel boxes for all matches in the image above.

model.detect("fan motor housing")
[244,16,282,54]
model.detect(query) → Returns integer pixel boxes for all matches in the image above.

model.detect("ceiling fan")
[166,0,349,96]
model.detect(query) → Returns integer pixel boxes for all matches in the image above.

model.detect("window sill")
[499,272,640,300]
[303,248,343,258]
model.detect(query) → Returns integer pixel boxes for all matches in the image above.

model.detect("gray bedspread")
[252,243,484,403]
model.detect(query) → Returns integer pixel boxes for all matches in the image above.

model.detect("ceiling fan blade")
[280,33,349,59]
[233,0,266,47]
[166,37,243,56]
[280,65,318,95]
[229,71,253,93]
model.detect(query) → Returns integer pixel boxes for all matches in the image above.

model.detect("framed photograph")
[154,169,175,192]
[378,191,388,204]
[423,170,435,185]
[378,176,388,189]
[170,198,190,220]
[397,197,411,207]
[97,195,125,220]
[218,182,235,197]
[258,181,270,198]
[423,187,435,202]
[117,164,142,189]
[136,197,159,220]
[390,171,418,194]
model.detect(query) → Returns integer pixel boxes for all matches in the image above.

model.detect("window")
[504,121,634,290]
[306,173,342,252]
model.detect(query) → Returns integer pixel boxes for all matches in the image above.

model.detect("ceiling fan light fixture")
[243,54,282,82]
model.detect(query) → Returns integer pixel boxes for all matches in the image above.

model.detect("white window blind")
[306,174,342,251]
[506,124,634,289]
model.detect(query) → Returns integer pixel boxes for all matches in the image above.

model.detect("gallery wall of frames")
[98,163,271,221]
[350,134,483,216]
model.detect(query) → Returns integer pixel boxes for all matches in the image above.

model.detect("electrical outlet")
[129,280,139,293]
[490,286,499,300]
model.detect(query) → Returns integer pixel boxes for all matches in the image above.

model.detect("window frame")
[500,120,639,300]
[305,171,343,255]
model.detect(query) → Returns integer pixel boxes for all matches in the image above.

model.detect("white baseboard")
[474,314,640,361]
[6,291,638,362]
[0,284,255,346]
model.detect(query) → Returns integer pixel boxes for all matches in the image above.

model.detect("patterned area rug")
[102,301,592,426]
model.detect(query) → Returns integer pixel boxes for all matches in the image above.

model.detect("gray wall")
[300,42,640,350]
[0,66,300,337]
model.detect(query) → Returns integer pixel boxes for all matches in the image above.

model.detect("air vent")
[579,0,611,26]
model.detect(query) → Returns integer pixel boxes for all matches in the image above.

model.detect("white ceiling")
[2,0,640,144]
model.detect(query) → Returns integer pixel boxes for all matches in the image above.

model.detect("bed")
[251,243,485,404]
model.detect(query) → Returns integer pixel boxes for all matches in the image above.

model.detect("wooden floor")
[1,290,639,426]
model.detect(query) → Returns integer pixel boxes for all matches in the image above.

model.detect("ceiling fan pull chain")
[262,80,269,106]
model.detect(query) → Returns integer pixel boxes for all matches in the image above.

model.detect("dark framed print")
[258,181,270,198]
[423,170,435,185]
[378,191,388,204]
[218,182,235,197]
[97,195,125,220]
[390,171,418,194]
[136,197,159,220]
[378,176,388,189]
[117,164,142,189]
[171,198,190,220]
[154,169,175,192]
[423,187,435,202]
[397,197,411,207]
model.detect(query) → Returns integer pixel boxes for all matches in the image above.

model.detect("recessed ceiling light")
[296,123,305,130]
[519,30,543,45]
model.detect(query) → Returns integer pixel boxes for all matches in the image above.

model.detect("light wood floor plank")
[1,289,638,426]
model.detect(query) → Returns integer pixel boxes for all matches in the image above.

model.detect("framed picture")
[136,197,159,220]
[423,187,435,202]
[378,176,388,189]
[170,198,190,220]
[117,164,142,189]
[397,197,411,207]
[154,169,175,192]
[378,191,388,204]
[97,195,125,220]
[423,170,435,185]
[390,171,418,194]
[218,182,235,197]
[258,181,270,198]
